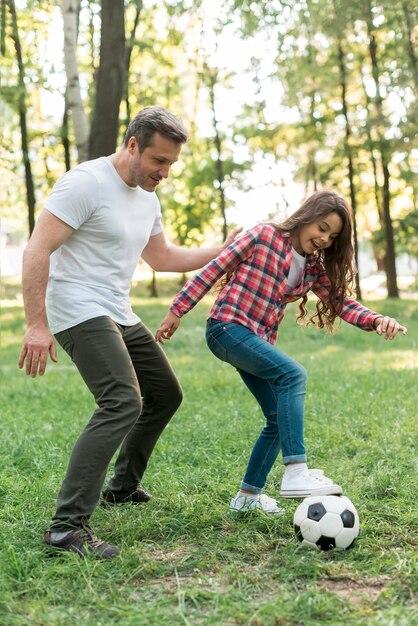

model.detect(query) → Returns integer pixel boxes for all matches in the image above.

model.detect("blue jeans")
[206,319,307,493]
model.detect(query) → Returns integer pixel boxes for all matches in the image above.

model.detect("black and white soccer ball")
[293,495,360,551]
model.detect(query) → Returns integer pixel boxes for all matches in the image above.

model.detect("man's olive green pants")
[50,316,182,531]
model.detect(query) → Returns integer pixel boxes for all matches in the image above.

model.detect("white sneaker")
[309,469,333,485]
[230,492,285,515]
[280,471,342,498]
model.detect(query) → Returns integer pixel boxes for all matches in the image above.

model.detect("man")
[18,106,241,558]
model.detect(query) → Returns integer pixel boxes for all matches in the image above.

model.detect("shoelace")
[80,523,106,548]
[259,494,278,507]
[305,472,331,484]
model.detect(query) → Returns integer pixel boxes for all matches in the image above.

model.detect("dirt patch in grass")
[318,575,390,604]
[149,546,194,562]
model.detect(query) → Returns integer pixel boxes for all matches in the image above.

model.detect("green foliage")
[1,285,417,625]
[1,0,416,284]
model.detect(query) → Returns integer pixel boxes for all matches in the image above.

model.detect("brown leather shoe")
[101,485,151,506]
[44,526,119,558]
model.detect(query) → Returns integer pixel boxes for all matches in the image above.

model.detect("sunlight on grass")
[1,285,417,626]
[342,350,417,372]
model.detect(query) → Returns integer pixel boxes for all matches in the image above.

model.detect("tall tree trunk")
[402,0,418,92]
[123,0,143,132]
[61,0,89,163]
[61,91,72,171]
[149,271,158,298]
[1,0,6,55]
[309,94,317,192]
[360,69,383,222]
[205,64,227,241]
[366,12,399,297]
[89,0,125,159]
[335,32,362,299]
[7,0,36,235]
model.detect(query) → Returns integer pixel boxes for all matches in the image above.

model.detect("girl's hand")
[374,316,408,340]
[155,311,181,344]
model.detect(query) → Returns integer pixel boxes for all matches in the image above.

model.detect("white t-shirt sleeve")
[150,195,163,236]
[45,168,98,229]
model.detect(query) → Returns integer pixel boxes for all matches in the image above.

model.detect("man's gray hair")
[124,106,189,151]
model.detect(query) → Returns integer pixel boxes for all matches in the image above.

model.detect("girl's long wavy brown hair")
[218,190,356,333]
[276,190,356,331]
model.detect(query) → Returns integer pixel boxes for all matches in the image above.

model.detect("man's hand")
[222,226,243,249]
[155,311,181,344]
[18,323,58,377]
[374,316,408,340]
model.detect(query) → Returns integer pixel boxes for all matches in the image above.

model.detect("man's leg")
[50,317,143,531]
[104,321,183,497]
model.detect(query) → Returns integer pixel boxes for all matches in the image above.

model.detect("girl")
[156,190,408,515]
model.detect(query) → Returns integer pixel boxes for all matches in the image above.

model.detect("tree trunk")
[89,0,125,159]
[149,271,158,298]
[402,0,418,92]
[206,65,227,241]
[366,16,399,297]
[61,91,72,171]
[124,0,143,132]
[309,94,317,192]
[360,69,383,222]
[7,0,36,235]
[61,0,89,163]
[335,32,362,299]
[1,0,6,56]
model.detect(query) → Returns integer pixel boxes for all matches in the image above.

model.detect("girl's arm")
[311,273,408,338]
[155,227,258,344]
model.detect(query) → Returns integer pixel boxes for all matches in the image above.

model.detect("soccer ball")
[293,495,360,551]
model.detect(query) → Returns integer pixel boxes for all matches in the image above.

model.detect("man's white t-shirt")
[46,157,163,334]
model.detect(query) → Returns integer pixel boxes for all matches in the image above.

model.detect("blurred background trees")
[1,0,416,297]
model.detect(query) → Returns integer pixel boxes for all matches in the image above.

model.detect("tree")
[61,0,89,162]
[364,0,398,296]
[89,0,125,159]
[5,0,36,235]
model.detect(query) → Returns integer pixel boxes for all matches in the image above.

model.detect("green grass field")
[1,278,417,626]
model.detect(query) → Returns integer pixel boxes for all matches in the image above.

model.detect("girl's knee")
[295,362,307,384]
[276,361,307,387]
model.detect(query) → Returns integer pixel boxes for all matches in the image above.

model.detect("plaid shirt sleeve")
[170,228,258,317]
[311,271,382,331]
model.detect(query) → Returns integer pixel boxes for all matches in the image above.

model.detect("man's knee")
[170,382,183,412]
[100,384,143,422]
[160,378,183,415]
[150,378,183,416]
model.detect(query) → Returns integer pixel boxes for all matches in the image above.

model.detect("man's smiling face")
[127,132,182,191]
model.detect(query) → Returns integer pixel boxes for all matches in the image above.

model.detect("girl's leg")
[206,320,342,498]
[207,320,307,476]
[235,369,281,493]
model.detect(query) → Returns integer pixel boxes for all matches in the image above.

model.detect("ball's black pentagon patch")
[307,502,326,521]
[316,535,336,551]
[294,524,303,542]
[341,509,355,528]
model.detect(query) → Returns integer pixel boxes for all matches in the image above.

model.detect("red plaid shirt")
[170,224,381,344]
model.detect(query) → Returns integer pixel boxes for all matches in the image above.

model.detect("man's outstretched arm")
[141,227,242,273]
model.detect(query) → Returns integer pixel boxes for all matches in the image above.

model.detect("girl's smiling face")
[292,211,343,256]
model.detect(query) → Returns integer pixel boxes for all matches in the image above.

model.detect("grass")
[1,277,417,626]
